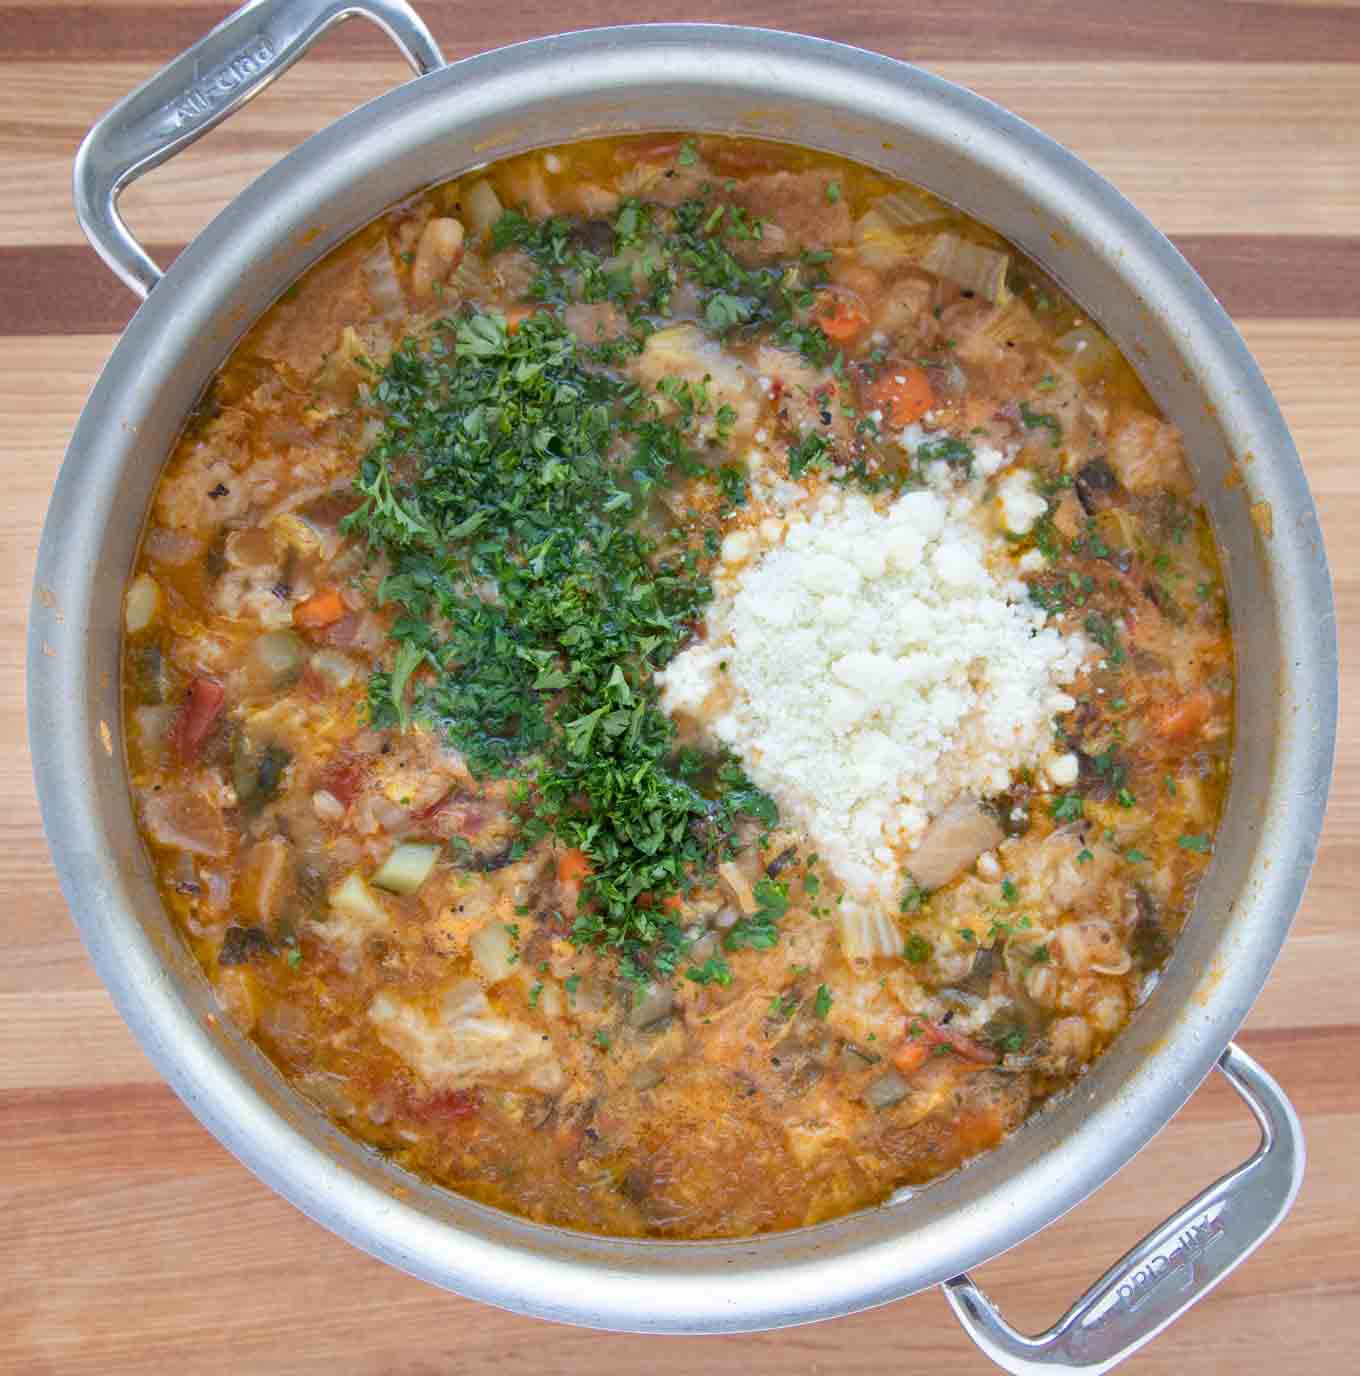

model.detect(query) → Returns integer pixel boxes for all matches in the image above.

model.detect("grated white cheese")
[1046,751,1080,787]
[657,486,1088,901]
[996,470,1048,535]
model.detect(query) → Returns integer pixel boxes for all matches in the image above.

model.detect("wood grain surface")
[3,3,1357,1372]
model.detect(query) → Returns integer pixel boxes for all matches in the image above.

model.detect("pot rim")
[29,22,1337,1333]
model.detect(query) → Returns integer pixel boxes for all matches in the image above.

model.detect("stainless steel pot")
[29,2,1338,1369]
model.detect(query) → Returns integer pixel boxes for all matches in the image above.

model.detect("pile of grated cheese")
[657,479,1089,902]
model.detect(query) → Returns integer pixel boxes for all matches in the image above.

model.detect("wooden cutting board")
[3,3,1356,1372]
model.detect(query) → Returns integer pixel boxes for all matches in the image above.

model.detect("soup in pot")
[122,135,1232,1238]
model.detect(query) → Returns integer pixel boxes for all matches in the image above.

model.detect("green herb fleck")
[903,934,933,964]
[900,878,928,913]
[685,955,733,987]
[1020,401,1062,446]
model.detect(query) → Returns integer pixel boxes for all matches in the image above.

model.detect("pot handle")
[73,0,444,299]
[942,1042,1304,1374]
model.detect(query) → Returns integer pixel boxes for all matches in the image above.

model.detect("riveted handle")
[73,0,444,299]
[942,1043,1304,1374]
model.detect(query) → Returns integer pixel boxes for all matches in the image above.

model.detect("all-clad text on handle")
[73,0,444,299]
[941,1043,1305,1375]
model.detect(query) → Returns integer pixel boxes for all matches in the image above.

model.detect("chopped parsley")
[1019,401,1062,446]
[769,992,798,1019]
[344,308,779,980]
[916,436,974,474]
[717,463,748,511]
[1049,793,1085,822]
[686,955,734,987]
[903,934,933,964]
[788,430,830,479]
[1178,833,1213,854]
[1085,611,1127,666]
[813,984,833,1018]
[725,878,790,951]
[900,878,928,913]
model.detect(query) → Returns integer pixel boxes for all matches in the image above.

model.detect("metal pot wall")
[27,2,1338,1370]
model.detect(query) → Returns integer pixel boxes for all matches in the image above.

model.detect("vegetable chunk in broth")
[123,135,1232,1238]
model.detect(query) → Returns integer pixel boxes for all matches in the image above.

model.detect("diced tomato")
[418,790,484,838]
[815,293,870,343]
[704,143,785,176]
[1154,690,1213,741]
[173,677,226,761]
[935,1026,1000,1066]
[408,1088,480,1126]
[627,135,683,163]
[864,365,934,427]
[317,755,367,806]
[297,663,329,701]
[293,586,347,629]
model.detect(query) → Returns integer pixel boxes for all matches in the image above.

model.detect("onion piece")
[462,180,503,240]
[872,188,945,227]
[371,841,440,896]
[1056,325,1119,381]
[310,649,356,690]
[251,629,304,688]
[717,860,758,916]
[921,233,1011,303]
[124,573,161,634]
[852,209,934,271]
[361,242,404,320]
[441,978,489,1021]
[470,921,517,985]
[907,799,1005,893]
[411,217,465,300]
[330,872,386,925]
[537,979,563,1017]
[839,903,902,962]
[448,250,491,300]
[863,1070,911,1110]
[626,982,674,1029]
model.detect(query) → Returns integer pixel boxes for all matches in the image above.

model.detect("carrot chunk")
[504,305,542,334]
[815,293,870,343]
[893,1017,999,1076]
[893,1038,932,1074]
[293,587,347,629]
[865,365,934,427]
[556,847,592,885]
